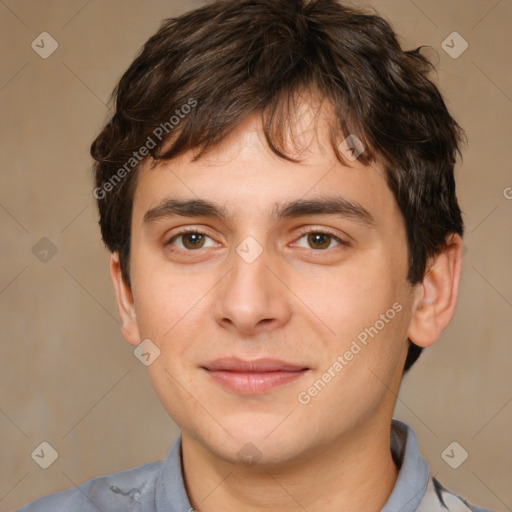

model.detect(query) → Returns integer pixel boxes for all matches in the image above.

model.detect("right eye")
[166,229,218,251]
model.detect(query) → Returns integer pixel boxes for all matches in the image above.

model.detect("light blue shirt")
[16,420,494,511]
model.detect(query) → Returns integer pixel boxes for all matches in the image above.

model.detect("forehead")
[131,110,399,232]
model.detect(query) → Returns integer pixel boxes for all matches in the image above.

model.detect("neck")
[181,420,399,512]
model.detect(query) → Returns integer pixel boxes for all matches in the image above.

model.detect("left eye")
[295,231,344,250]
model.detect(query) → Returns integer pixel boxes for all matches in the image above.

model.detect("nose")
[212,244,293,337]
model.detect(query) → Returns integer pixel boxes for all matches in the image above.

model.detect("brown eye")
[294,230,345,251]
[307,232,333,250]
[181,233,206,249]
[167,230,216,251]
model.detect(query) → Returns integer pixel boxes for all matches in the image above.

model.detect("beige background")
[1,0,511,510]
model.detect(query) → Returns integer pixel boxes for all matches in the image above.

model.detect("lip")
[201,358,310,395]
[203,357,308,372]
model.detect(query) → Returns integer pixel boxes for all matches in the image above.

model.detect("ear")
[110,252,141,347]
[407,233,463,348]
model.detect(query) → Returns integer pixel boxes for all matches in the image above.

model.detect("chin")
[191,415,311,466]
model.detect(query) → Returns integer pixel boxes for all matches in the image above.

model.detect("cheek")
[293,252,401,339]
[130,258,208,352]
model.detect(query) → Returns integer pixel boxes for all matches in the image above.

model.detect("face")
[117,107,419,466]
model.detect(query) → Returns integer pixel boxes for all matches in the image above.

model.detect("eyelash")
[165,227,349,252]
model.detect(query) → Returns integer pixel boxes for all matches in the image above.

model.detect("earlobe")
[407,234,463,348]
[109,252,141,347]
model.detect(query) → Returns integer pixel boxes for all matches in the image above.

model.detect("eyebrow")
[143,196,376,227]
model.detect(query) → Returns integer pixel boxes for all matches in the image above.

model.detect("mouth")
[201,357,310,395]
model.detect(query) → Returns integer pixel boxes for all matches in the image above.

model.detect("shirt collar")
[381,420,430,512]
[155,419,430,512]
[155,433,192,512]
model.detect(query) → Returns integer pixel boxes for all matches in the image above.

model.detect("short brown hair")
[90,0,466,373]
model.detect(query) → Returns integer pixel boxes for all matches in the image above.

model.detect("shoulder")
[417,477,496,512]
[388,421,495,512]
[15,460,163,511]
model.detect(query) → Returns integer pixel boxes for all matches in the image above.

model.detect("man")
[17,0,494,510]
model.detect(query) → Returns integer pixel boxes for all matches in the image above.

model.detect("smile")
[201,358,310,394]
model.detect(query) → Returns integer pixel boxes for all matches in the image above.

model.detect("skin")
[110,101,463,511]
